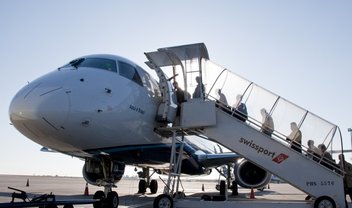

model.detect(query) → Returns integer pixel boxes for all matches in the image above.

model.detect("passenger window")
[118,62,143,86]
[79,58,117,72]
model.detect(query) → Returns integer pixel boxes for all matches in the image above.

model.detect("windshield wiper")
[70,58,85,68]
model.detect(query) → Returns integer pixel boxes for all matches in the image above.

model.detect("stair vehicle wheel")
[313,196,336,208]
[150,179,158,194]
[153,194,173,208]
[138,179,147,193]
[106,191,119,208]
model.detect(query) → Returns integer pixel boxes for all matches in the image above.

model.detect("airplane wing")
[197,152,238,168]
[183,136,239,168]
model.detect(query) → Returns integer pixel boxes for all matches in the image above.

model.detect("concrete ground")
[0,175,349,208]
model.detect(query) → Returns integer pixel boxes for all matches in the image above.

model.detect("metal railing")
[200,59,344,175]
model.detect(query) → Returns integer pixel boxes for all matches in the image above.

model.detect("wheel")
[106,191,119,208]
[93,190,105,200]
[219,180,226,195]
[231,181,238,196]
[138,179,147,193]
[63,205,74,208]
[150,179,158,194]
[153,194,173,208]
[314,196,336,208]
[93,191,105,208]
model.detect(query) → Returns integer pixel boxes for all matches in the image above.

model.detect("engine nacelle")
[82,159,125,186]
[234,158,271,189]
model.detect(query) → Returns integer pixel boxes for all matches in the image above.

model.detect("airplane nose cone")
[9,83,70,139]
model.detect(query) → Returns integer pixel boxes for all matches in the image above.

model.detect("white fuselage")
[9,54,167,157]
[8,53,272,187]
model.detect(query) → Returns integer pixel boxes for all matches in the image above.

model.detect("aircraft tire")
[220,180,226,195]
[231,180,238,196]
[93,190,105,200]
[150,179,158,194]
[106,191,119,208]
[313,196,336,208]
[153,194,173,208]
[63,205,74,208]
[138,179,147,193]
[93,191,105,208]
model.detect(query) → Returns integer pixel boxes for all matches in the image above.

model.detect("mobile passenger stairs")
[145,43,348,208]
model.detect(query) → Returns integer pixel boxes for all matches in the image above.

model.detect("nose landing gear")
[89,157,124,208]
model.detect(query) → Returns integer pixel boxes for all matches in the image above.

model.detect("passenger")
[215,89,231,113]
[319,144,333,160]
[286,122,302,153]
[216,89,228,106]
[233,95,248,122]
[338,154,352,201]
[260,108,274,137]
[173,82,186,117]
[318,144,336,170]
[193,76,204,99]
[306,140,322,161]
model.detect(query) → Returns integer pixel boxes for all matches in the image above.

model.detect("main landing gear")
[137,167,159,194]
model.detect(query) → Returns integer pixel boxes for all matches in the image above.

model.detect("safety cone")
[26,179,29,187]
[202,184,204,191]
[249,188,255,199]
[84,183,89,196]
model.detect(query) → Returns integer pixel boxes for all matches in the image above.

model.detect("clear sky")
[0,1,351,177]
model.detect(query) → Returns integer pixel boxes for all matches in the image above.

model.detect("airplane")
[9,48,272,207]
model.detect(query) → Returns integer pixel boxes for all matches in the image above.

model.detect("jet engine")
[82,159,125,186]
[234,158,271,189]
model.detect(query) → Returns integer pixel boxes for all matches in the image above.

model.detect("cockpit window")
[118,61,143,86]
[60,58,117,72]
[78,58,117,72]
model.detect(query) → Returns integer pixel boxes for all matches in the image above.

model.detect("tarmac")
[0,175,349,208]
